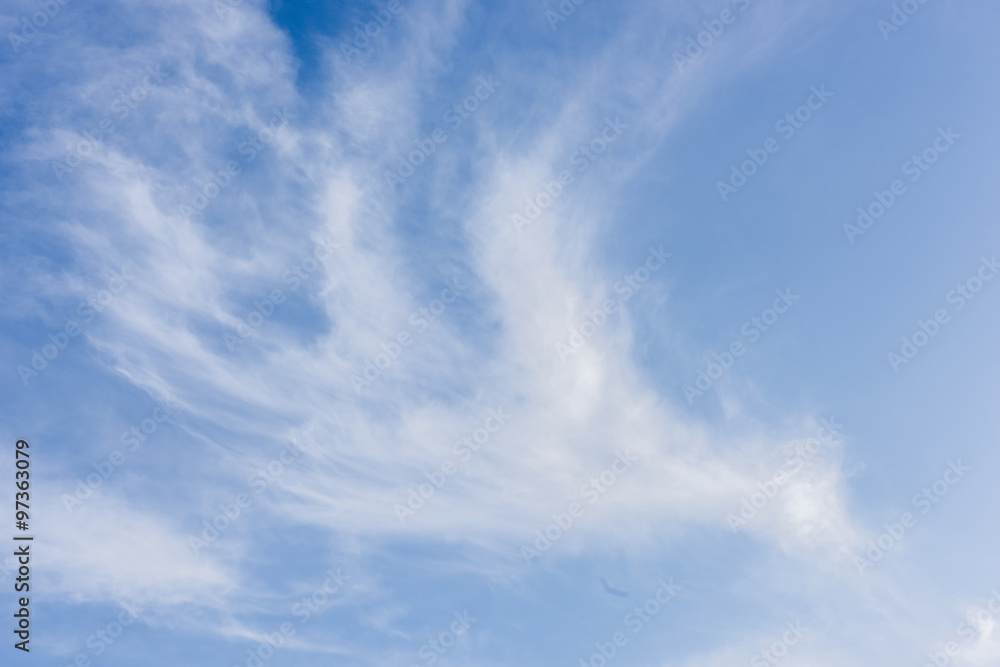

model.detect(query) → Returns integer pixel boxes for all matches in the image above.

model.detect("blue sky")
[2,0,1000,665]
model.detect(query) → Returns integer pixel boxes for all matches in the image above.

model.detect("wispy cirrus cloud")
[4,0,989,665]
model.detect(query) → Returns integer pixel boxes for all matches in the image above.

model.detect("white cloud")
[7,0,897,661]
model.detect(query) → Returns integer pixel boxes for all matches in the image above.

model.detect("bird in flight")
[599,576,629,597]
